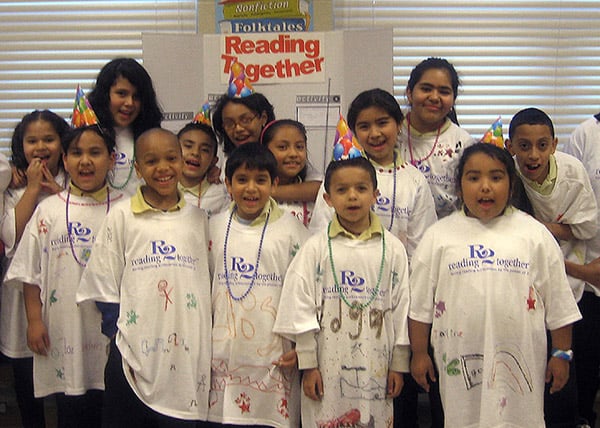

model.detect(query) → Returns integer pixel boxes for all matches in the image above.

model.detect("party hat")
[192,101,211,125]
[332,114,364,161]
[481,116,504,148]
[71,85,99,127]
[228,60,254,98]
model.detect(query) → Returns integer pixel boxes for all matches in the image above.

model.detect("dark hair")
[88,58,163,139]
[177,122,218,157]
[11,110,70,171]
[407,57,461,125]
[455,142,517,203]
[324,157,378,193]
[212,92,275,155]
[62,125,116,155]
[225,142,278,182]
[508,107,555,140]
[347,88,404,131]
[260,119,308,181]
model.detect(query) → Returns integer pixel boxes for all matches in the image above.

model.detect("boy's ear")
[134,160,142,179]
[323,192,333,208]
[505,139,515,156]
[224,177,232,196]
[109,152,117,170]
[550,137,558,153]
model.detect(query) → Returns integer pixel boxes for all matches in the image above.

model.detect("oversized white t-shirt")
[0,171,68,359]
[564,116,600,296]
[207,208,310,427]
[179,180,230,218]
[109,127,142,196]
[5,188,124,397]
[517,151,598,301]
[410,209,582,428]
[273,226,411,428]
[77,198,212,420]
[398,119,475,218]
[309,158,437,262]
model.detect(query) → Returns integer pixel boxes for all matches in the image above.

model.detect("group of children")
[0,54,596,428]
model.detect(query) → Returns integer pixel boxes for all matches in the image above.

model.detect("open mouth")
[185,158,200,168]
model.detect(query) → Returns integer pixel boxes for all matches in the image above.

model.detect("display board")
[142,29,392,173]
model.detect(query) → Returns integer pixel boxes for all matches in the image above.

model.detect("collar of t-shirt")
[519,154,557,195]
[329,211,383,241]
[230,197,283,227]
[405,116,452,137]
[130,186,186,213]
[368,149,405,169]
[68,180,109,203]
[178,178,210,198]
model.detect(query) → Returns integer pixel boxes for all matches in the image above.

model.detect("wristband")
[551,348,573,362]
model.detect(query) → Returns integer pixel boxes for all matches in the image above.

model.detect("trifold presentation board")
[142,29,393,174]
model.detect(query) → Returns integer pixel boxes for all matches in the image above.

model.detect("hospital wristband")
[551,348,573,362]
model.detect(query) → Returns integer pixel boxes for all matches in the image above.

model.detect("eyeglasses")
[222,113,258,131]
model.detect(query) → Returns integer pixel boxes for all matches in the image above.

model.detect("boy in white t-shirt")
[506,108,597,428]
[77,128,212,426]
[177,107,229,217]
[207,143,310,427]
[274,146,411,427]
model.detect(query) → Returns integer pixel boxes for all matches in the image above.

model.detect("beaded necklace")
[327,222,386,310]
[108,158,135,190]
[223,207,271,301]
[66,186,110,267]
[406,113,443,168]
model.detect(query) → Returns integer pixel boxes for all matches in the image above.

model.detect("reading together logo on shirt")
[447,244,530,275]
[130,240,199,271]
[51,221,94,248]
[218,256,283,284]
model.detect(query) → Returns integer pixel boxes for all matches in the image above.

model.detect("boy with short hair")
[506,107,598,428]
[273,154,411,427]
[77,128,212,426]
[207,143,310,428]
[177,120,229,217]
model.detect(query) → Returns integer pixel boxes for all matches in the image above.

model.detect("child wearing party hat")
[177,102,229,217]
[206,142,310,427]
[273,116,411,427]
[5,88,125,427]
[212,60,322,204]
[309,90,437,264]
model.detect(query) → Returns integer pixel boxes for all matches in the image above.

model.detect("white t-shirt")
[564,115,600,295]
[207,208,310,427]
[77,198,212,420]
[398,119,475,218]
[109,127,142,196]
[273,226,411,428]
[0,171,68,358]
[179,180,230,218]
[410,209,582,428]
[517,151,598,301]
[5,188,123,397]
[309,158,437,263]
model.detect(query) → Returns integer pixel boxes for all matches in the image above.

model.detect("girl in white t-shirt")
[260,119,315,227]
[409,143,581,427]
[0,109,69,427]
[398,57,475,219]
[88,58,163,196]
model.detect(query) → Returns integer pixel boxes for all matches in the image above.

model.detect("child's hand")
[411,352,436,392]
[546,357,569,394]
[302,368,323,401]
[40,163,62,194]
[206,164,222,184]
[9,165,26,189]
[27,319,50,356]
[273,349,297,369]
[387,371,404,398]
